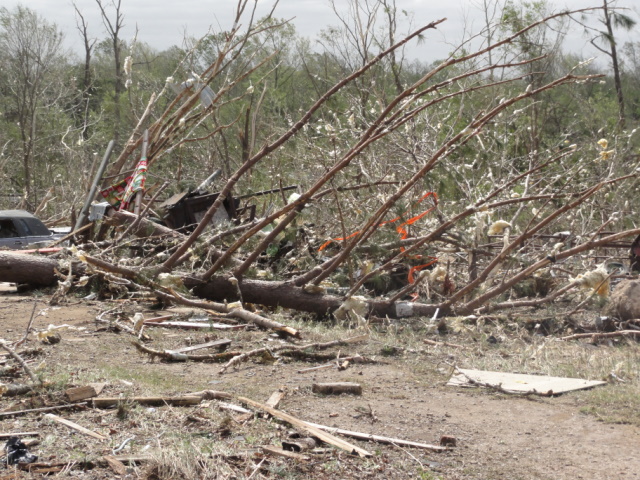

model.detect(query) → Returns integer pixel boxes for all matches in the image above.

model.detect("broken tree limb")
[105,209,180,239]
[154,289,301,338]
[91,396,202,408]
[219,335,368,374]
[239,397,372,457]
[560,330,640,341]
[0,403,87,418]
[132,341,240,362]
[0,341,41,386]
[188,390,232,400]
[2,383,40,397]
[302,421,449,452]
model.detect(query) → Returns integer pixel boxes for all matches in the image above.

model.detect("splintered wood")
[44,414,106,441]
[239,397,373,457]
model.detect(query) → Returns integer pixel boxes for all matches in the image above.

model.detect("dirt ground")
[0,284,639,480]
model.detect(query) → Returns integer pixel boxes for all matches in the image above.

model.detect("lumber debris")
[0,403,87,418]
[218,401,252,414]
[103,455,127,476]
[65,385,100,402]
[133,341,240,362]
[303,421,449,452]
[261,445,309,461]
[142,320,249,331]
[265,388,287,409]
[91,395,202,408]
[312,382,362,395]
[166,338,232,354]
[239,396,372,457]
[44,413,106,441]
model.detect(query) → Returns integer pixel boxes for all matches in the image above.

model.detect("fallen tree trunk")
[187,276,439,318]
[0,252,60,286]
[0,253,439,318]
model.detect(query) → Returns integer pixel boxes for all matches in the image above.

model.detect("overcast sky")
[3,0,638,63]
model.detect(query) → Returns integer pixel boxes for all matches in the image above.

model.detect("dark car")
[0,210,64,250]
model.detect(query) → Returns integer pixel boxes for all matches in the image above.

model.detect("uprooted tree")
[2,0,639,334]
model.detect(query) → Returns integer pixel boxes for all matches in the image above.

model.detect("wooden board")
[167,338,232,354]
[143,321,247,330]
[448,369,606,395]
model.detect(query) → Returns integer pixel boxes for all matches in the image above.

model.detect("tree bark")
[0,252,59,286]
[186,276,438,318]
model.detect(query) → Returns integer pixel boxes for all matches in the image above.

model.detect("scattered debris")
[239,396,373,457]
[5,436,38,465]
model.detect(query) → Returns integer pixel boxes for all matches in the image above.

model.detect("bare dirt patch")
[0,288,639,480]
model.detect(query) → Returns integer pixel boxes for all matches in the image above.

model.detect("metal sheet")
[448,368,606,395]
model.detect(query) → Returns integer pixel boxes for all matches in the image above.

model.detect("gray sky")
[3,0,638,63]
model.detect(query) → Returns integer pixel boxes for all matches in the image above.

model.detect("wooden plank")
[103,455,127,475]
[218,402,252,414]
[265,389,286,409]
[44,413,106,441]
[239,397,372,458]
[143,321,248,330]
[65,385,99,402]
[303,421,449,452]
[167,338,232,354]
[92,395,201,408]
[88,382,107,395]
